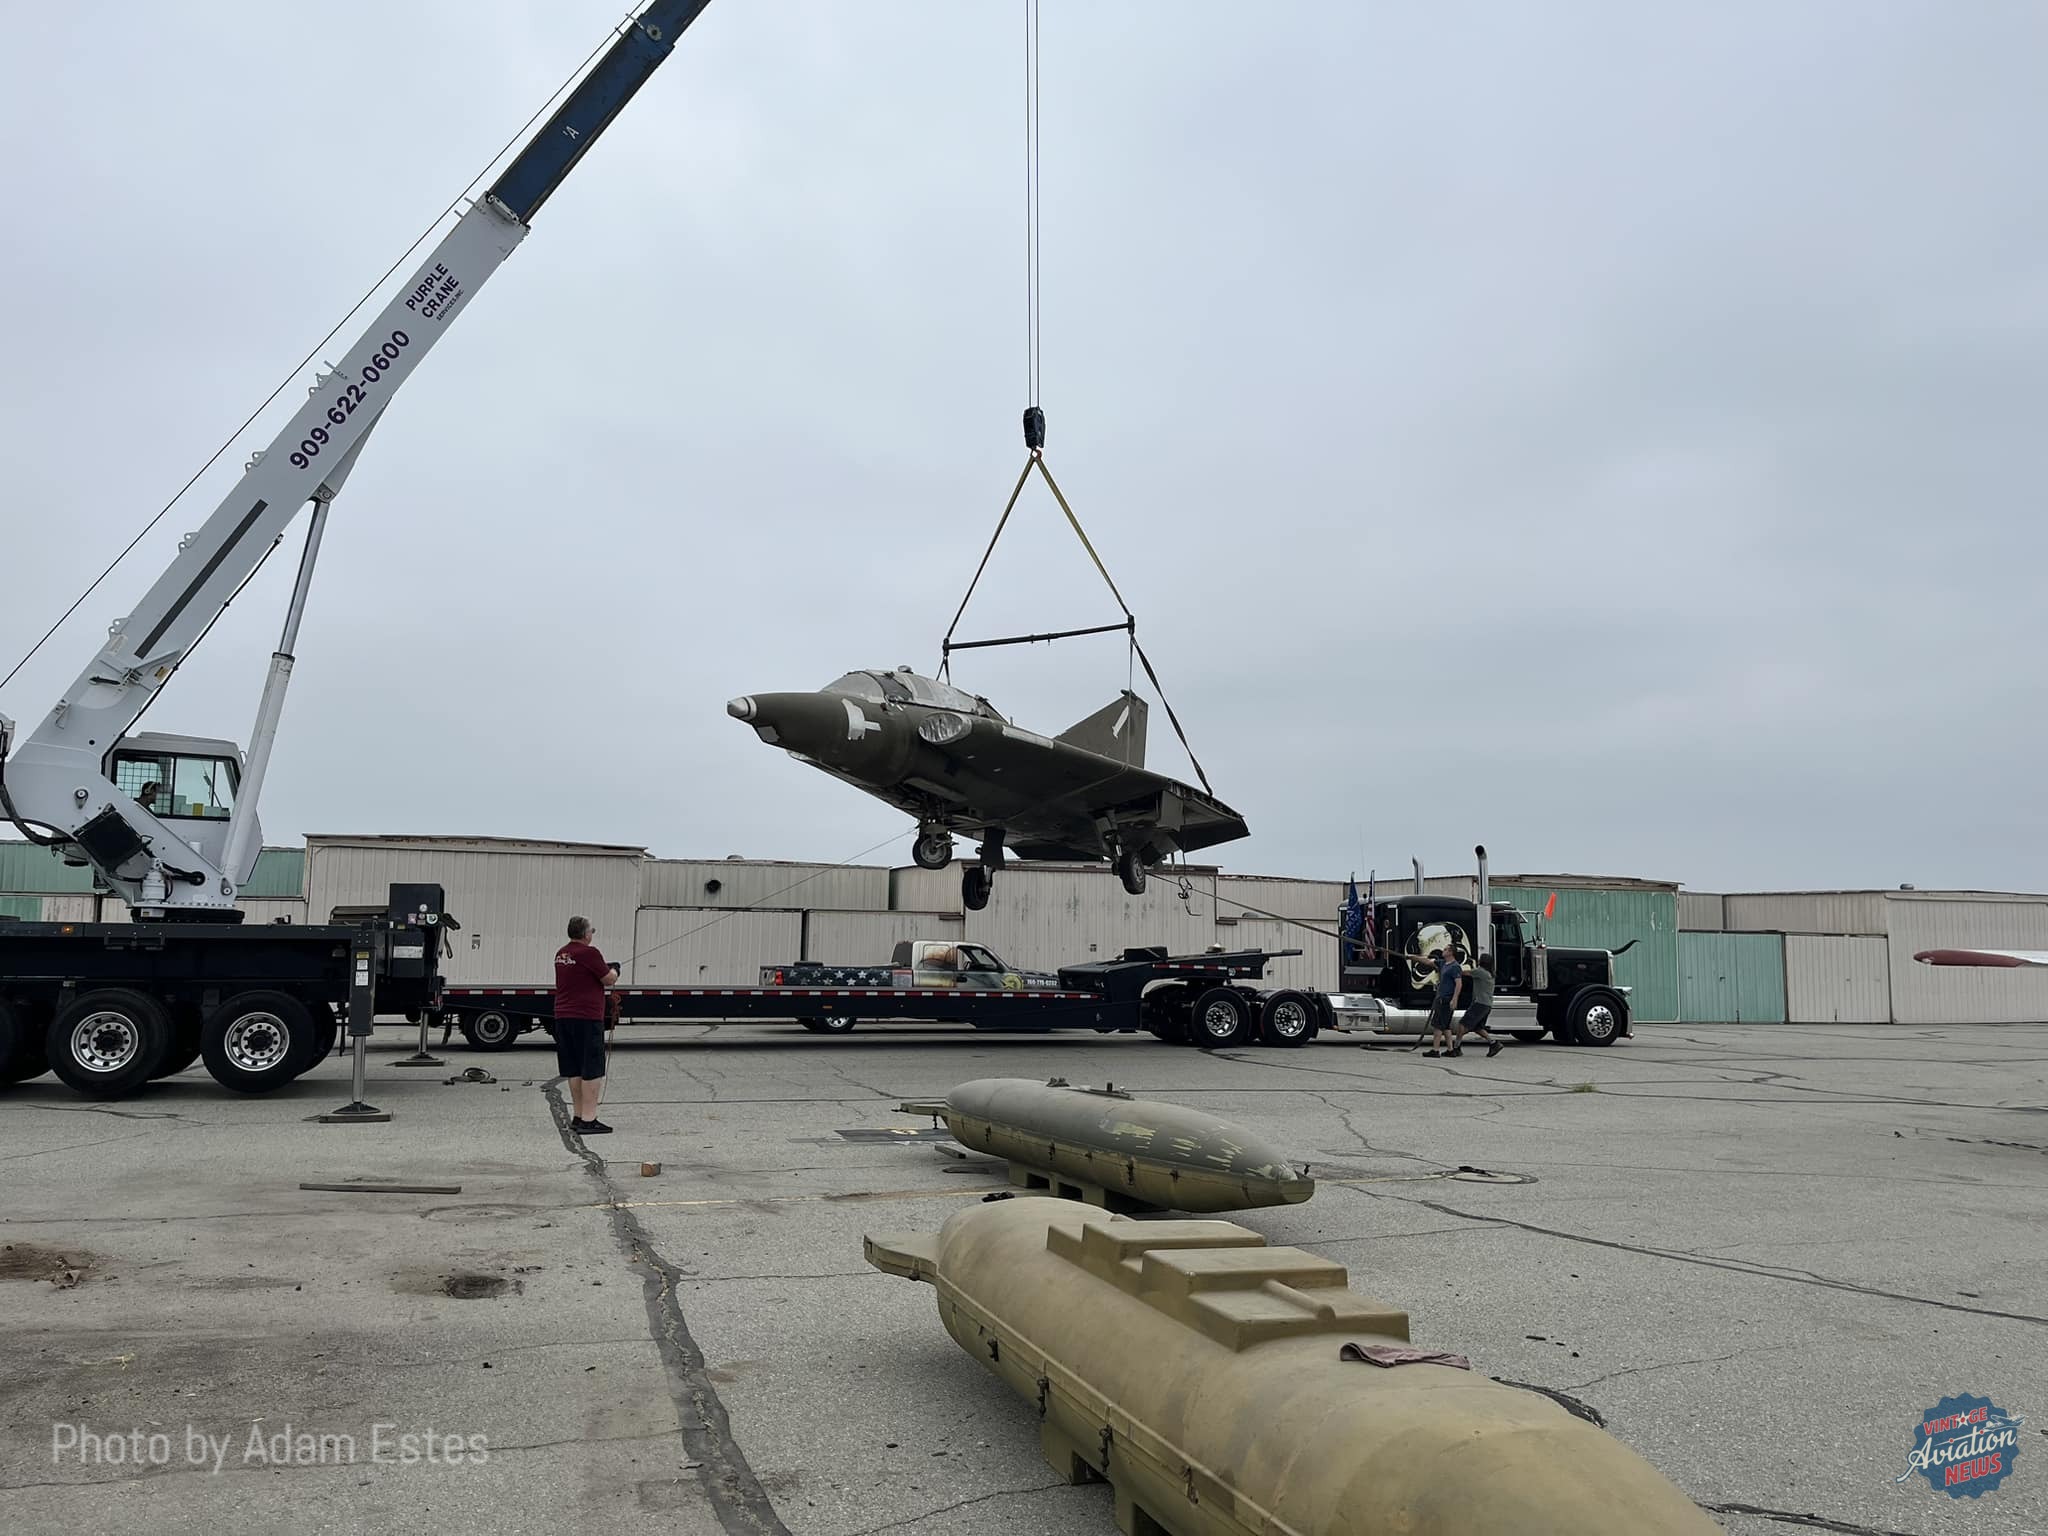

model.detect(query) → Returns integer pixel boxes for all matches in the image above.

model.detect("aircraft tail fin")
[1057,691,1147,766]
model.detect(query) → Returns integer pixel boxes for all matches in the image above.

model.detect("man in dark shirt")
[554,915,618,1136]
[1423,947,1462,1057]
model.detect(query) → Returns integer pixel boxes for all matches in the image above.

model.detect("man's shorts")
[553,1018,607,1081]
[1427,997,1451,1031]
[1460,1003,1491,1033]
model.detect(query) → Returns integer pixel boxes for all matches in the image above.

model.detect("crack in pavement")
[1566,1349,1746,1392]
[1307,1090,1454,1170]
[1367,1190,2048,1327]
[841,1479,1072,1535]
[544,1078,791,1536]
[1697,1500,1926,1535]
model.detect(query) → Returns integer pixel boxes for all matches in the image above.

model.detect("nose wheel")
[962,865,993,911]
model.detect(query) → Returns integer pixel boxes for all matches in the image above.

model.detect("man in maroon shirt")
[554,915,619,1136]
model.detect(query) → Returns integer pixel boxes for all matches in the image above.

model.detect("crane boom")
[0,0,715,917]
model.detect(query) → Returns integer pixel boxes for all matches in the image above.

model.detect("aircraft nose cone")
[726,696,756,722]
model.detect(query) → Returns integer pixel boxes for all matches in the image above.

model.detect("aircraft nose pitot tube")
[865,1198,1720,1536]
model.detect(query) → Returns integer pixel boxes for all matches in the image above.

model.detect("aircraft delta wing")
[727,667,1248,910]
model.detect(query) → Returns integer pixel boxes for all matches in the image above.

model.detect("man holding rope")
[554,915,618,1136]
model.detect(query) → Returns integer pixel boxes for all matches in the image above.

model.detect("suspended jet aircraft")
[726,667,1249,910]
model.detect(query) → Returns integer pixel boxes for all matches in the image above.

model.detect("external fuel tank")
[902,1077,1313,1213]
[865,1197,1718,1536]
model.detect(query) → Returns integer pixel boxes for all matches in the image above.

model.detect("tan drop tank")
[866,1196,1719,1536]
[900,1077,1314,1213]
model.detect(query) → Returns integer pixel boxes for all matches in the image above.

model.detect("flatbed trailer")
[436,947,1328,1051]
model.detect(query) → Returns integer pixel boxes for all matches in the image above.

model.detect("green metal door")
[1678,932,1787,1023]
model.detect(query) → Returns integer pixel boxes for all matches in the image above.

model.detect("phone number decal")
[288,329,413,470]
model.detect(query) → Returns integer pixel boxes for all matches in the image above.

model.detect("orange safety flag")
[1542,891,1558,921]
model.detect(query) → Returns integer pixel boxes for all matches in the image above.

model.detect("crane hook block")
[1022,405,1046,452]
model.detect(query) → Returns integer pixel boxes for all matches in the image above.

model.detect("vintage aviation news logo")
[1896,1393,2022,1498]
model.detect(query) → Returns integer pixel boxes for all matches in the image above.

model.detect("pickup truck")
[761,940,1062,992]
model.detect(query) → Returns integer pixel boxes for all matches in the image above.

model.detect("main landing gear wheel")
[1115,846,1149,896]
[961,865,993,911]
[912,831,953,871]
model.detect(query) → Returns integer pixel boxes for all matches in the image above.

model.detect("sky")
[2,1,2045,892]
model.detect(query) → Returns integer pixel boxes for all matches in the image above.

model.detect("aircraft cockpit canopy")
[826,670,1000,718]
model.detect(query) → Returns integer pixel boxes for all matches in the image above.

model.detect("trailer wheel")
[202,990,315,1094]
[815,1016,856,1034]
[150,1003,206,1080]
[1141,985,1190,1044]
[0,997,52,1085]
[1565,987,1625,1047]
[47,988,171,1099]
[459,1010,521,1051]
[1259,991,1316,1047]
[1191,986,1253,1048]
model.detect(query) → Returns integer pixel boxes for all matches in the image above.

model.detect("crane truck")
[0,1,719,1100]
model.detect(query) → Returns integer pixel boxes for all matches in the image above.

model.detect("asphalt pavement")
[2,1019,2043,1535]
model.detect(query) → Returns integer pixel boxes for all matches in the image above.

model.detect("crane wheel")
[47,988,171,1099]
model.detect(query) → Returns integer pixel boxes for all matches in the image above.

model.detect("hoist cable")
[1025,0,1042,408]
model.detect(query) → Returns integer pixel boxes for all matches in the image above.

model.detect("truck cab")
[1331,893,1632,1045]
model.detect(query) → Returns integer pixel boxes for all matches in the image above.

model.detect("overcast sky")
[3,2,2044,892]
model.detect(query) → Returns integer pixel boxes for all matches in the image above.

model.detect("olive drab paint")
[866,1198,1721,1536]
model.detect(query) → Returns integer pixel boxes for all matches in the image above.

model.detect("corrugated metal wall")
[964,867,1220,970]
[0,895,39,921]
[1679,892,1726,931]
[1678,932,1786,1022]
[0,843,97,892]
[803,910,962,962]
[1723,892,1888,935]
[306,841,641,986]
[1886,896,2048,1025]
[1495,883,1680,1022]
[242,848,306,897]
[0,841,303,896]
[1784,935,1891,1023]
[1213,876,1344,923]
[642,860,889,913]
[38,895,99,922]
[1223,916,1337,991]
[632,908,802,987]
[236,898,310,926]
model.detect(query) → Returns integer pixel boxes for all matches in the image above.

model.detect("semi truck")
[1326,849,1635,1045]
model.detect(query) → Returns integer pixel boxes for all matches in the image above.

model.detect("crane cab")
[61,734,261,903]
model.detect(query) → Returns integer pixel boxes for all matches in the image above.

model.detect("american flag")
[1341,873,1378,961]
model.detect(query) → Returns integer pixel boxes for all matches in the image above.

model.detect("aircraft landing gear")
[962,829,1004,911]
[1115,845,1153,897]
[912,828,953,871]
